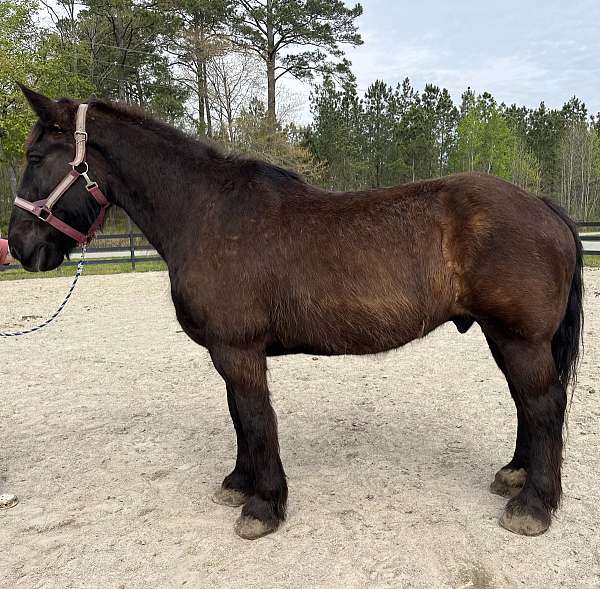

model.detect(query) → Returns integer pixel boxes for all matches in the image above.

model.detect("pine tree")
[308,74,364,190]
[362,80,396,187]
[230,0,363,127]
[434,88,458,176]
[527,102,563,194]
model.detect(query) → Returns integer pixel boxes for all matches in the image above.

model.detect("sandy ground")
[1,269,599,589]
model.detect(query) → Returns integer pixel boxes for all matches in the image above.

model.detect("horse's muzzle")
[9,238,63,272]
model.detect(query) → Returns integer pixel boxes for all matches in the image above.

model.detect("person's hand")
[0,238,13,265]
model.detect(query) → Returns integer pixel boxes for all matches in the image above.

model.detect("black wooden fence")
[79,221,600,267]
[578,222,600,255]
[55,218,161,269]
[70,232,162,269]
[8,221,600,271]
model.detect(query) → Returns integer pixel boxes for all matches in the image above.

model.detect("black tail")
[543,198,584,390]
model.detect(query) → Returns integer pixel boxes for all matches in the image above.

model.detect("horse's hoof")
[212,487,248,507]
[0,494,19,509]
[499,497,551,536]
[234,515,278,540]
[490,467,527,498]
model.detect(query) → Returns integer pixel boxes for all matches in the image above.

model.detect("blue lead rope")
[0,246,87,338]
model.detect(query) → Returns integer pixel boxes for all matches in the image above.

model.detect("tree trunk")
[266,0,276,130]
[197,73,206,136]
[135,70,145,107]
[118,72,127,102]
[203,61,212,137]
[194,20,207,137]
[267,58,276,127]
[224,75,234,143]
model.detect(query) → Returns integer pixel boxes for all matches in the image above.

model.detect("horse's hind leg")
[212,385,255,507]
[489,337,566,536]
[210,344,287,540]
[485,336,529,498]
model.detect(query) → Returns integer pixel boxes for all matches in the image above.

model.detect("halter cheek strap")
[14,103,110,245]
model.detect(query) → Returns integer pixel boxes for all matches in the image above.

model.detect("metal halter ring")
[74,161,95,187]
[74,161,89,175]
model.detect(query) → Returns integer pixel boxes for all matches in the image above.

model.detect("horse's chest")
[169,280,211,347]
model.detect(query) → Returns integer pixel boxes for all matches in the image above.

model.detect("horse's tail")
[542,197,584,391]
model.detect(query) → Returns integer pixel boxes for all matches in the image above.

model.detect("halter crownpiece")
[14,103,110,245]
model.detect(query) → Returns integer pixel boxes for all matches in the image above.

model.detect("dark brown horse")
[8,86,583,540]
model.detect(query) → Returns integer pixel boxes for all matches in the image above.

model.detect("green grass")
[584,256,600,268]
[0,259,166,281]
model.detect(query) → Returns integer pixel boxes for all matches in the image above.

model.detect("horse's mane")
[88,98,306,186]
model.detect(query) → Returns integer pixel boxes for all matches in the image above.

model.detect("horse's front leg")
[212,384,255,507]
[210,344,287,540]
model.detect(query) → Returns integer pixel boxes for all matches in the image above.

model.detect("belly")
[269,294,446,356]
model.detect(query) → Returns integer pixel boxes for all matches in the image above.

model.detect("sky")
[286,0,600,123]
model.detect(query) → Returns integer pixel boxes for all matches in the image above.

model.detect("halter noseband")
[14,103,110,245]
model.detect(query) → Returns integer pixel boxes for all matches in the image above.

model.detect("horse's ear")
[17,83,62,127]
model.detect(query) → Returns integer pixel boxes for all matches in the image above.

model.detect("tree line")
[307,76,600,220]
[1,0,599,232]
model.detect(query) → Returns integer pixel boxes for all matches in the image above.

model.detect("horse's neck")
[95,117,215,263]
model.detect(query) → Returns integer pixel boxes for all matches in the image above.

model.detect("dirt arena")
[1,270,599,588]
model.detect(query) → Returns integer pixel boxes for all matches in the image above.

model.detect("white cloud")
[282,0,600,122]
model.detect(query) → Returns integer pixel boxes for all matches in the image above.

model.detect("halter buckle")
[38,207,51,222]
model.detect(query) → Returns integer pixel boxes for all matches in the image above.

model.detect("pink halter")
[14,104,110,245]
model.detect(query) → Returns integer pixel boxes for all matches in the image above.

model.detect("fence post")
[128,216,136,271]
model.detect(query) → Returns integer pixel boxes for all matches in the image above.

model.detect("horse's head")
[8,85,109,271]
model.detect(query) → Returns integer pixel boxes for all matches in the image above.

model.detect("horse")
[8,85,584,540]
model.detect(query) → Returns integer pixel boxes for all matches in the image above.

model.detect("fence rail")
[76,222,600,264]
[55,230,162,269]
[579,222,600,255]
[7,221,600,271]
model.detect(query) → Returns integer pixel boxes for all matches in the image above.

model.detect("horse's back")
[176,172,576,354]
[266,179,457,354]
